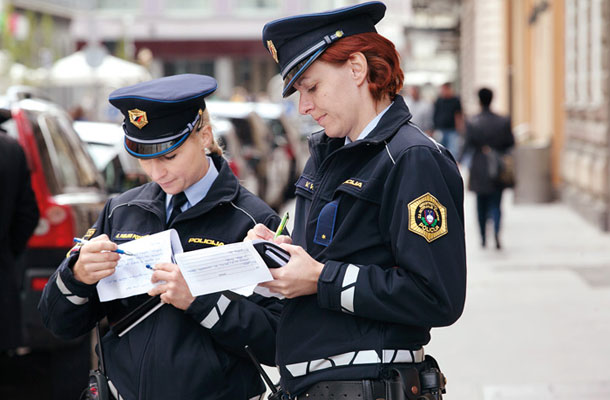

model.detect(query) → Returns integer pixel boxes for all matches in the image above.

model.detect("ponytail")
[197,109,223,156]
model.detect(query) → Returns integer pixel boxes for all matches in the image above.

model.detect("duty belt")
[291,355,446,400]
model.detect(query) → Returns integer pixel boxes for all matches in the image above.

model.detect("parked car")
[73,120,149,194]
[0,88,108,399]
[207,101,303,209]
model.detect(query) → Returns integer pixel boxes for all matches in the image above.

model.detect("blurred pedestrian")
[39,74,282,400]
[433,81,463,157]
[404,85,433,134]
[462,87,514,249]
[247,2,466,399]
[0,125,40,353]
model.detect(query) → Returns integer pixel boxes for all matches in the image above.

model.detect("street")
[270,187,610,400]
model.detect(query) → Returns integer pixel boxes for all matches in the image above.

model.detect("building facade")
[69,0,411,100]
[563,0,610,231]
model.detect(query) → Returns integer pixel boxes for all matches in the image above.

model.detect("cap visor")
[282,47,327,97]
[124,131,192,159]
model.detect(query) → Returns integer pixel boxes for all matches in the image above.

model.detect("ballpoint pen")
[73,237,135,256]
[274,211,289,239]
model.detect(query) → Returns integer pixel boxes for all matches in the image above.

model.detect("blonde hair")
[196,108,223,156]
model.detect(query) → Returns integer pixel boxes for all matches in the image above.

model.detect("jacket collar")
[124,154,240,218]
[308,95,412,155]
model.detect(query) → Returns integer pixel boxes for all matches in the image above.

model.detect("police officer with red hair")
[248,2,466,399]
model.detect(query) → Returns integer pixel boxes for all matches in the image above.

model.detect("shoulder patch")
[83,228,96,240]
[407,193,448,243]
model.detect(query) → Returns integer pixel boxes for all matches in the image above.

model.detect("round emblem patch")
[407,193,448,243]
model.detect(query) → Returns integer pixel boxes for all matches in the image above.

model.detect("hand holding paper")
[73,234,121,285]
[148,262,195,310]
[96,229,183,302]
[174,241,274,297]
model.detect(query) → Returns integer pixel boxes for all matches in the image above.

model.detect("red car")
[1,87,108,399]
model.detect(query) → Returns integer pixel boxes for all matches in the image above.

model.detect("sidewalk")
[428,190,610,399]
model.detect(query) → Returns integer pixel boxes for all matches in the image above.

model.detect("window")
[234,0,280,16]
[164,60,215,77]
[165,0,213,16]
[33,111,101,193]
[97,0,138,10]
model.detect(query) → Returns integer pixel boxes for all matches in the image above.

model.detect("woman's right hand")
[72,234,121,285]
[245,223,292,244]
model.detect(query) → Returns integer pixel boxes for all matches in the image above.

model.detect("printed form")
[96,229,183,302]
[175,242,273,297]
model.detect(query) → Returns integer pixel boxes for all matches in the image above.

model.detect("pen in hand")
[73,237,135,256]
[274,212,289,239]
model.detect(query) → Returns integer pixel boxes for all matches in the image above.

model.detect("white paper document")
[175,241,273,297]
[96,229,183,302]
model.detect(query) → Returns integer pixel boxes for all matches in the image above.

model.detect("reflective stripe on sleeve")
[284,348,425,378]
[200,295,231,329]
[340,264,359,313]
[342,264,359,286]
[55,273,89,305]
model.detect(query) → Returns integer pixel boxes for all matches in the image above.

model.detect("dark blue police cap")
[262,1,385,97]
[109,74,217,158]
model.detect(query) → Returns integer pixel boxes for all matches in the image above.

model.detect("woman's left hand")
[148,263,195,310]
[258,244,324,298]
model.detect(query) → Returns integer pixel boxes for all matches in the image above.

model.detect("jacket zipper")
[137,308,159,400]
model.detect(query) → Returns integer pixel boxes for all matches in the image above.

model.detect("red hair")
[319,32,404,102]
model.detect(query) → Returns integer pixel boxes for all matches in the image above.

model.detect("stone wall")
[562,0,610,230]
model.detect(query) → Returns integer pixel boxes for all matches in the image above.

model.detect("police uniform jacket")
[39,154,281,400]
[280,96,467,396]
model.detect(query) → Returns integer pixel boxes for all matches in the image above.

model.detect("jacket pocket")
[333,177,384,205]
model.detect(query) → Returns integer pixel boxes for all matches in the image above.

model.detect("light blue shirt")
[344,102,393,145]
[165,156,219,222]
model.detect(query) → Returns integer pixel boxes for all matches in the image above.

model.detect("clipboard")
[251,240,290,269]
[110,295,164,337]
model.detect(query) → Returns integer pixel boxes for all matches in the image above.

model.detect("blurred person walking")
[404,85,433,134]
[248,2,466,399]
[463,88,514,249]
[0,121,40,352]
[433,82,463,157]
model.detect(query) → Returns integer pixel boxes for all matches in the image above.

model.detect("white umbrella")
[48,50,151,87]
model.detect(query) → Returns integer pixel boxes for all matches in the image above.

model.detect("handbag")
[487,149,515,188]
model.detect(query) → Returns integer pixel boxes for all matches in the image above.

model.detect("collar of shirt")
[165,156,219,218]
[344,101,394,145]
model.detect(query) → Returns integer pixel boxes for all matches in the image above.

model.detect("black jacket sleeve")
[317,146,466,327]
[38,203,109,339]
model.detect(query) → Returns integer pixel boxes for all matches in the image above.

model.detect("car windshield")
[30,109,102,193]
